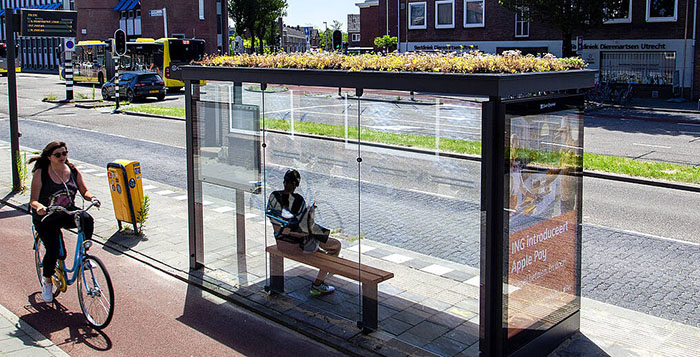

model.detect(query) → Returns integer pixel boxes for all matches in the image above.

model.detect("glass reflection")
[504,96,583,348]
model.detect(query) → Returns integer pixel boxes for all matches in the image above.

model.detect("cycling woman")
[29,141,100,303]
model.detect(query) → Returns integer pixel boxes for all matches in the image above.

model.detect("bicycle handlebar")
[41,200,100,222]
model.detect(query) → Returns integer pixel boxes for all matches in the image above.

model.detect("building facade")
[357,0,700,98]
[0,0,227,73]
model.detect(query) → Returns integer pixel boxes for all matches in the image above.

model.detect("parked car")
[101,71,166,102]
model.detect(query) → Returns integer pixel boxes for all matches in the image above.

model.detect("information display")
[21,10,77,37]
[503,95,583,352]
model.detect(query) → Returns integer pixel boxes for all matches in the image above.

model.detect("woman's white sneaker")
[42,281,53,303]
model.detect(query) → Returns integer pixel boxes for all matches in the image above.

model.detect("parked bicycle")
[33,201,115,329]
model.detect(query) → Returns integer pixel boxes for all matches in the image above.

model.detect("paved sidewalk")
[0,302,69,357]
[2,142,700,356]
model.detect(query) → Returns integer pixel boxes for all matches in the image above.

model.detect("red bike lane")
[0,206,345,356]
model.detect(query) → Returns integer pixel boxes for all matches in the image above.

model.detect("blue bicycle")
[33,202,115,329]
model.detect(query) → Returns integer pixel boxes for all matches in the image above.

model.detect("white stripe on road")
[244,213,258,219]
[155,190,176,196]
[213,206,234,213]
[174,195,188,201]
[81,169,98,174]
[202,200,213,206]
[94,172,108,177]
[421,264,454,276]
[142,185,158,191]
[632,143,671,149]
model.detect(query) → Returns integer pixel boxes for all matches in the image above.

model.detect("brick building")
[356,0,700,98]
[0,0,226,73]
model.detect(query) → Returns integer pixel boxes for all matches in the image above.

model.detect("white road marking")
[202,200,213,206]
[213,206,234,213]
[383,253,413,264]
[632,143,671,149]
[142,185,158,191]
[244,213,258,219]
[81,169,98,174]
[346,245,376,253]
[155,190,176,196]
[94,172,108,177]
[421,264,454,276]
[174,195,188,201]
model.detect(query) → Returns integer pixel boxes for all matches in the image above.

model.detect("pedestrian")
[28,141,100,303]
[266,169,341,296]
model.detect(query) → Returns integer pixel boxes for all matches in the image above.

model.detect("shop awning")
[114,0,140,12]
[0,2,63,17]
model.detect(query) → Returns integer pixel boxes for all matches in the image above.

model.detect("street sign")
[63,38,75,52]
[20,9,77,37]
[149,9,163,17]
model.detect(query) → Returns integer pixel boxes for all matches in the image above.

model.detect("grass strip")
[131,105,700,185]
[123,105,185,118]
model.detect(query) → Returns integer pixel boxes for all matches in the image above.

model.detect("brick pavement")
[0,302,69,357]
[2,141,700,356]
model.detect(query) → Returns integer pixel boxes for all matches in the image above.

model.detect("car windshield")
[138,74,162,82]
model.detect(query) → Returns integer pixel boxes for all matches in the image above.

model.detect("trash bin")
[107,160,143,234]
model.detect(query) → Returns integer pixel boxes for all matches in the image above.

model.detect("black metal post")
[185,80,204,269]
[6,11,20,192]
[64,51,73,101]
[479,97,505,357]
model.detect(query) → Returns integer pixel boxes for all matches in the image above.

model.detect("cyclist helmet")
[283,169,301,186]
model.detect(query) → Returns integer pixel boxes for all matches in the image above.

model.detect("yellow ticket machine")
[107,160,143,234]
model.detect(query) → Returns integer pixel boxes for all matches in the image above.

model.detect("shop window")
[464,0,485,28]
[515,8,529,38]
[352,33,360,42]
[604,0,631,23]
[408,2,427,29]
[435,0,455,29]
[646,0,677,22]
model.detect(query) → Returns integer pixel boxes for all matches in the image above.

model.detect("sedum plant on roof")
[197,50,586,74]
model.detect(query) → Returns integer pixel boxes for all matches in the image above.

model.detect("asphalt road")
[0,206,344,356]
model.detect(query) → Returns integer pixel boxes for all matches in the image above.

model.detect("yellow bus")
[0,42,21,75]
[59,41,115,85]
[120,38,206,91]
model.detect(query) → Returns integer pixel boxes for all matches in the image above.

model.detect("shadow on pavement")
[0,207,25,219]
[549,331,610,357]
[104,230,146,254]
[20,292,112,352]
[175,270,345,357]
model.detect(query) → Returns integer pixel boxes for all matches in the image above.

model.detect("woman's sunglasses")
[52,151,68,158]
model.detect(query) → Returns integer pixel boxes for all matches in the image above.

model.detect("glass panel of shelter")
[261,84,363,324]
[358,90,483,344]
[194,81,265,288]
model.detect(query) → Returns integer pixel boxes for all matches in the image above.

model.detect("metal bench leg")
[360,283,378,332]
[269,254,284,294]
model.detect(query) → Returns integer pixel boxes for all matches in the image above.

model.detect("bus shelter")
[174,65,593,356]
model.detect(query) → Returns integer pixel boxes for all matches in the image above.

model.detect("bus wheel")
[98,73,104,86]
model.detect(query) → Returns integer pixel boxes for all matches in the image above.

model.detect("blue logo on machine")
[116,184,122,194]
[129,178,136,188]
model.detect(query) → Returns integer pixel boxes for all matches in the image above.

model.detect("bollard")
[112,80,120,114]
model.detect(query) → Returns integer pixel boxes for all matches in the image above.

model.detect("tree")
[374,35,398,53]
[498,0,626,57]
[229,0,287,54]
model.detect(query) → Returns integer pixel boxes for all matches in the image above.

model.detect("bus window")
[168,40,206,63]
[0,45,6,57]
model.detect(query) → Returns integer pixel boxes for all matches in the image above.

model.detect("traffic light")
[114,29,126,56]
[332,30,342,51]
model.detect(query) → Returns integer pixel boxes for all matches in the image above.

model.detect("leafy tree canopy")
[229,0,288,53]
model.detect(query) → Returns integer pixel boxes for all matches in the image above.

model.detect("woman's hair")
[27,141,76,173]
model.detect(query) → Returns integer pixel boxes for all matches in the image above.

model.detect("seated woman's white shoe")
[42,281,53,303]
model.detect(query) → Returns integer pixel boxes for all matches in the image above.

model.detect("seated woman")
[29,141,100,303]
[266,169,341,296]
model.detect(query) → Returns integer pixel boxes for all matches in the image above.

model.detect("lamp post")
[323,22,328,51]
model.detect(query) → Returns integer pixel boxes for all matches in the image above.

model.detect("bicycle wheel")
[33,234,62,299]
[77,255,114,329]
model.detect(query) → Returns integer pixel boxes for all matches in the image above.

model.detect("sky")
[283,0,359,32]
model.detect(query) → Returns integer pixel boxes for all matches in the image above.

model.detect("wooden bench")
[266,245,394,331]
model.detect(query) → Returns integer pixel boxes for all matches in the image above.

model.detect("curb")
[610,103,700,115]
[0,303,70,357]
[120,110,184,121]
[583,170,700,193]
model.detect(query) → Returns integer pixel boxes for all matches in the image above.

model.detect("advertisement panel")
[504,95,584,353]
